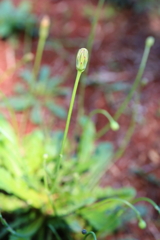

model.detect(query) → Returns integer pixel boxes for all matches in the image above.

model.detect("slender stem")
[132,197,160,214]
[78,0,105,115]
[96,41,152,139]
[89,198,143,222]
[32,36,46,82]
[0,213,29,238]
[83,231,97,240]
[52,71,82,191]
[48,224,62,240]
[89,108,116,125]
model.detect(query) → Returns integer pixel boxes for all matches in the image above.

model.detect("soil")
[0,0,160,239]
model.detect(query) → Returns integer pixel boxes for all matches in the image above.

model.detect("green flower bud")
[39,15,50,39]
[110,120,119,131]
[146,36,155,48]
[76,48,88,73]
[138,219,147,229]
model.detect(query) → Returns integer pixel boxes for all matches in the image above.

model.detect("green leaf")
[81,209,120,233]
[11,217,43,238]
[77,116,96,163]
[39,65,50,82]
[0,194,25,211]
[5,95,34,111]
[0,24,12,37]
[0,168,47,208]
[20,70,33,86]
[30,104,43,124]
[23,131,45,174]
[46,101,67,119]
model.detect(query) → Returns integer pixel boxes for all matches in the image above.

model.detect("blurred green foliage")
[107,0,159,12]
[0,115,136,239]
[0,0,37,39]
[2,65,69,124]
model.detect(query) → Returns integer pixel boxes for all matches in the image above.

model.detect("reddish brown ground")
[0,0,160,239]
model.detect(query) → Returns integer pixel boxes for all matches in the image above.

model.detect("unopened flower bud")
[76,48,88,73]
[138,219,147,229]
[39,15,50,39]
[110,120,119,131]
[146,36,155,48]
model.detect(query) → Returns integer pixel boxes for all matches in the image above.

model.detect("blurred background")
[0,0,160,239]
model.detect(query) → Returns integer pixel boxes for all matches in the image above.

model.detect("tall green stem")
[32,16,50,82]
[52,71,82,191]
[33,36,46,81]
[96,37,154,139]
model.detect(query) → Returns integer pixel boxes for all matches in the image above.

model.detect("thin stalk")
[78,0,105,115]
[89,108,119,131]
[32,35,46,81]
[0,213,29,238]
[83,231,97,240]
[132,197,160,214]
[32,16,50,82]
[52,71,82,192]
[48,224,62,240]
[96,39,153,139]
[89,198,144,224]
[90,109,114,123]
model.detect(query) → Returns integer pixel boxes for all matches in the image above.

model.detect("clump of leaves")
[0,114,159,239]
[2,65,69,124]
[0,115,137,239]
[0,0,37,39]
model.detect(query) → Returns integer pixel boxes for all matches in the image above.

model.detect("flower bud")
[138,219,147,229]
[76,48,88,73]
[146,36,155,48]
[39,15,50,39]
[110,120,119,131]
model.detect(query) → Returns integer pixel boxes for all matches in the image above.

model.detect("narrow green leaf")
[46,101,67,119]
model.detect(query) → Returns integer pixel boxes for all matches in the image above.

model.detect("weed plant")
[0,2,159,239]
[0,37,159,239]
[1,16,69,125]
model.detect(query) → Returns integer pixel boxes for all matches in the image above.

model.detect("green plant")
[1,16,69,125]
[0,44,159,240]
[5,65,69,124]
[0,0,37,39]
